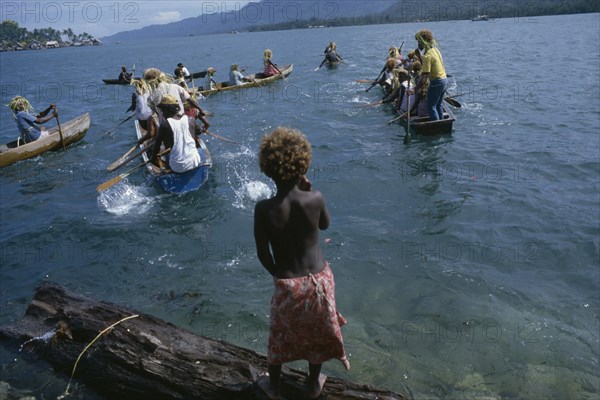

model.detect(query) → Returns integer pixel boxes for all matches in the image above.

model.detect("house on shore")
[46,40,60,48]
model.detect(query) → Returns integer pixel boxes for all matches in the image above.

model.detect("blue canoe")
[135,120,212,194]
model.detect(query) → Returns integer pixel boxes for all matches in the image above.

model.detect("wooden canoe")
[193,64,293,96]
[326,60,341,69]
[0,113,90,168]
[400,105,455,136]
[135,120,212,194]
[102,78,137,85]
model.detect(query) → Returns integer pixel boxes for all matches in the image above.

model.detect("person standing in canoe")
[413,29,448,121]
[261,49,282,78]
[7,96,57,144]
[254,127,350,400]
[151,94,202,173]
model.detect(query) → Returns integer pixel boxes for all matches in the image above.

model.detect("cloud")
[151,11,182,24]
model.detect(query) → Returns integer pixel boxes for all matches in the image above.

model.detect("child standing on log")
[254,127,350,400]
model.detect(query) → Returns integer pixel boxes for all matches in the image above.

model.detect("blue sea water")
[0,13,599,399]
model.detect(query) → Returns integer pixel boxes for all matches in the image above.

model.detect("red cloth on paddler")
[268,263,349,368]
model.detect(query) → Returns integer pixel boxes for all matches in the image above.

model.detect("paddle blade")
[444,97,462,108]
[96,175,123,192]
[403,130,411,144]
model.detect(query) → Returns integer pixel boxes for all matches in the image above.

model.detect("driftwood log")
[0,282,406,400]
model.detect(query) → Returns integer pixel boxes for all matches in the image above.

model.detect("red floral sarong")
[267,263,349,369]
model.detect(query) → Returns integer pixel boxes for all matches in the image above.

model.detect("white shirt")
[134,92,153,120]
[167,117,201,173]
[399,80,416,113]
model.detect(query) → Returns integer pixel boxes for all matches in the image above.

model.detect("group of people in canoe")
[172,48,285,92]
[4,29,449,400]
[371,29,448,121]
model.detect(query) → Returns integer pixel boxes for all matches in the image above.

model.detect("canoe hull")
[194,64,293,96]
[0,113,90,167]
[401,105,455,136]
[135,120,212,194]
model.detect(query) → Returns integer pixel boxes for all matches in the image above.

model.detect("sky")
[1,1,252,38]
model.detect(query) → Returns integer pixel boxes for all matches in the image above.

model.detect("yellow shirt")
[421,48,446,80]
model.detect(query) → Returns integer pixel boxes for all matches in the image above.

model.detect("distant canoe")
[0,113,90,168]
[193,64,293,96]
[135,121,212,194]
[102,78,137,85]
[471,15,493,21]
[400,105,455,136]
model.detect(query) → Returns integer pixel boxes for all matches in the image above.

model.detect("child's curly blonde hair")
[259,127,312,183]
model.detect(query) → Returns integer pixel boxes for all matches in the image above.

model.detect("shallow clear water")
[1,13,599,399]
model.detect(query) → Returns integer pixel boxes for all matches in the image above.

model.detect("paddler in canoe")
[317,41,343,70]
[256,49,283,78]
[150,94,203,173]
[6,96,58,144]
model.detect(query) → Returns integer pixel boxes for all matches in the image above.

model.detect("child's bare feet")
[257,374,280,400]
[307,373,327,399]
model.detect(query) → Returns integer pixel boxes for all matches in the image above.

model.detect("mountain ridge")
[101,0,397,42]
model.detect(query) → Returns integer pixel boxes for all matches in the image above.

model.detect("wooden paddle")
[97,148,170,192]
[106,139,156,172]
[404,72,412,144]
[205,131,239,144]
[356,79,375,84]
[443,93,467,108]
[103,114,134,135]
[55,109,66,151]
[387,111,408,125]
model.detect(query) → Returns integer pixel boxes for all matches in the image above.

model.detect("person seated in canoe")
[145,68,208,123]
[317,43,343,69]
[118,65,132,83]
[174,63,191,89]
[7,96,57,144]
[229,64,251,86]
[388,46,403,67]
[183,100,211,137]
[257,49,282,78]
[127,79,157,144]
[382,68,415,114]
[174,62,190,79]
[204,67,218,90]
[254,127,350,400]
[323,41,336,54]
[379,58,397,94]
[151,94,202,174]
[409,61,429,117]
[401,50,416,71]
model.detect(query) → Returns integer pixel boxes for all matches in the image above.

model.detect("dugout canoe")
[193,64,293,96]
[135,120,212,194]
[0,113,90,168]
[400,104,455,136]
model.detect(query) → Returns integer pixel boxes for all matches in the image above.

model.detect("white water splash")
[97,183,154,215]
[232,179,272,210]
